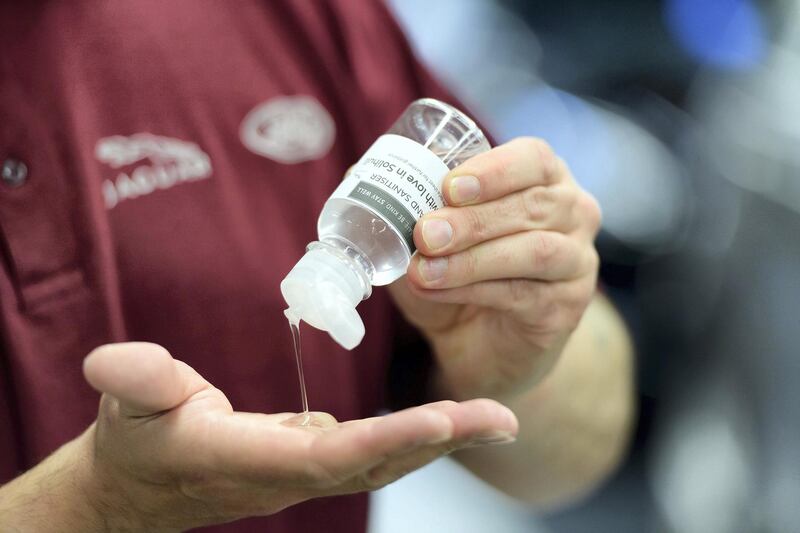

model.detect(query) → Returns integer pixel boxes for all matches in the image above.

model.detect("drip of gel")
[285,309,309,413]
[284,308,311,427]
[281,309,346,429]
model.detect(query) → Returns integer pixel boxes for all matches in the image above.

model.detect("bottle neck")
[308,238,373,300]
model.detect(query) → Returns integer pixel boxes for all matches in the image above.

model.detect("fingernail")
[463,431,517,448]
[449,175,480,204]
[418,256,448,282]
[422,219,453,250]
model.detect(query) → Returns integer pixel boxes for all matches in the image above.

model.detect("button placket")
[0,146,84,311]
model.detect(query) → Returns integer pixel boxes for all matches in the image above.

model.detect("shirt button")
[2,158,29,188]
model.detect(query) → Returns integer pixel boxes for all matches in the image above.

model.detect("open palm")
[83,343,518,531]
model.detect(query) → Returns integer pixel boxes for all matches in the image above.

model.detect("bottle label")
[330,134,449,252]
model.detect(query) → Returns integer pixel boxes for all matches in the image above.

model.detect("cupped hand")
[389,138,602,400]
[81,343,518,531]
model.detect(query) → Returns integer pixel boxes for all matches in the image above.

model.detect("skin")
[0,343,518,532]
[0,137,633,530]
[390,137,634,506]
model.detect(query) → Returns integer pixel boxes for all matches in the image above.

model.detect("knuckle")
[507,279,541,307]
[488,144,515,183]
[517,136,550,156]
[586,247,600,273]
[563,183,580,208]
[461,206,488,242]
[524,137,557,183]
[528,231,559,271]
[565,281,596,327]
[535,138,556,161]
[466,144,512,185]
[495,248,516,280]
[520,187,550,222]
[457,248,480,283]
[579,191,603,232]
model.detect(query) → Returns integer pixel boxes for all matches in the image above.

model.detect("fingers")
[424,399,519,443]
[334,400,518,492]
[311,399,517,487]
[415,183,582,256]
[409,230,595,289]
[410,138,602,298]
[83,342,207,417]
[125,395,517,501]
[357,443,455,491]
[408,276,598,332]
[310,405,454,483]
[443,137,564,206]
[192,406,451,490]
[206,412,329,484]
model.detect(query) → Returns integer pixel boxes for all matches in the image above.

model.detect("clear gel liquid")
[282,312,338,429]
[282,411,337,429]
[284,310,312,427]
[289,318,308,414]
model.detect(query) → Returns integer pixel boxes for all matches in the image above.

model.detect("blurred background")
[370,0,800,532]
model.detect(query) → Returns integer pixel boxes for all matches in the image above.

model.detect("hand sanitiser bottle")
[281,98,490,349]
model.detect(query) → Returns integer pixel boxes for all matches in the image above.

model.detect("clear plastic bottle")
[281,98,490,349]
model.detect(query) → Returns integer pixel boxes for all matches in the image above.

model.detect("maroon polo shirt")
[0,1,459,531]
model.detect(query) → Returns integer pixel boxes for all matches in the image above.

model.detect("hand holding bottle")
[389,138,602,401]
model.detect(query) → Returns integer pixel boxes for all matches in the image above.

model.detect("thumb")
[83,342,198,417]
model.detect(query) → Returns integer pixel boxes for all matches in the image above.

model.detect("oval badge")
[240,95,336,164]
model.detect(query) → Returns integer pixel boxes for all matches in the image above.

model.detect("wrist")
[0,425,149,533]
[79,425,188,533]
[432,359,550,405]
[430,336,565,404]
[70,425,162,532]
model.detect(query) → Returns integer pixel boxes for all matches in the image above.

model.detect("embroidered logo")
[240,95,335,164]
[95,133,212,209]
